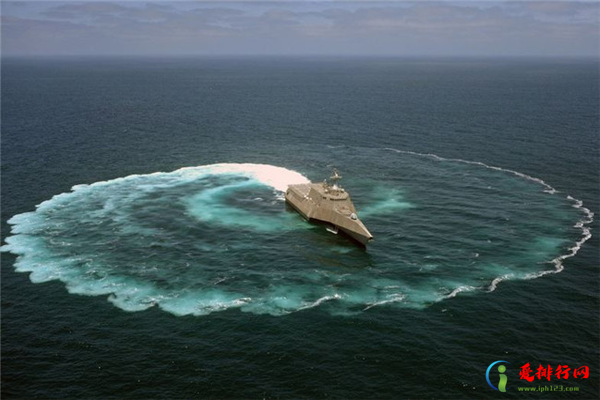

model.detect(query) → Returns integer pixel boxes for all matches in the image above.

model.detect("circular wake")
[2,153,593,316]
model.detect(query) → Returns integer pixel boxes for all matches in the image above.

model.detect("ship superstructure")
[285,170,373,246]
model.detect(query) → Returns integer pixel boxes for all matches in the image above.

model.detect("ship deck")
[289,183,349,200]
[288,183,312,197]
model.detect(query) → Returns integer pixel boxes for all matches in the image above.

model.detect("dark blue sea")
[2,57,598,398]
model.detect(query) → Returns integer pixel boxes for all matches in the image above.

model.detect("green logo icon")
[498,364,508,392]
[486,360,511,392]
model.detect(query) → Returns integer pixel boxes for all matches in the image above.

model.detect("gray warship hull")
[285,182,373,246]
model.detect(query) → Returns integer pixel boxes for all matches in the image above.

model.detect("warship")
[285,169,373,246]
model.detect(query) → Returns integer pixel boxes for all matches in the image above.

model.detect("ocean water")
[2,57,598,398]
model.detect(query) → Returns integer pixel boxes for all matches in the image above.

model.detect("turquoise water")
[2,149,590,316]
[2,57,598,398]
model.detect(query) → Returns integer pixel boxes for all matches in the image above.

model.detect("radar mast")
[329,169,343,192]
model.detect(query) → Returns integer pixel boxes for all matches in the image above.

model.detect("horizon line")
[3,54,599,60]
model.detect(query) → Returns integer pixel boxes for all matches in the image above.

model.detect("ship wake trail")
[1,150,591,317]
[1,163,316,316]
[385,147,594,295]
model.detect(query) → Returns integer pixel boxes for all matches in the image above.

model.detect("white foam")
[487,274,515,292]
[35,163,308,208]
[385,148,560,193]
[363,293,406,310]
[297,294,342,311]
[444,285,476,299]
[158,291,253,316]
[178,163,309,193]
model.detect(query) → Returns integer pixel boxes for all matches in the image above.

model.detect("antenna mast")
[329,169,343,191]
